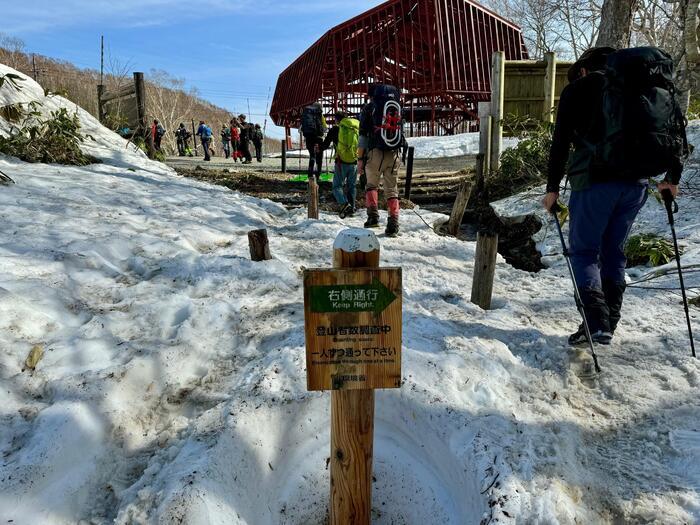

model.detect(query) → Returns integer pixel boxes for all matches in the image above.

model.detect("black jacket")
[548,72,686,192]
[547,73,606,192]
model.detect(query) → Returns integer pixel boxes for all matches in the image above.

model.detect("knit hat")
[568,47,616,83]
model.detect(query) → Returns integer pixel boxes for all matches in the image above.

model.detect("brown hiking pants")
[366,149,400,200]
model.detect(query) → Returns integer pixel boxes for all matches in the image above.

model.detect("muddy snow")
[1,65,700,524]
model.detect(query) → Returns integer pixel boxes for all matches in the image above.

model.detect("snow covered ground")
[266,132,519,160]
[2,65,700,524]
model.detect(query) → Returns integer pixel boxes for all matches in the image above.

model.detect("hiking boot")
[385,216,400,237]
[339,203,353,219]
[364,214,379,229]
[568,325,613,346]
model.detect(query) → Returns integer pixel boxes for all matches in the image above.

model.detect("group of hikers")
[192,116,265,163]
[155,116,265,162]
[302,44,691,355]
[301,83,406,237]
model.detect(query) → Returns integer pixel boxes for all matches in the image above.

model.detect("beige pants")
[366,149,400,200]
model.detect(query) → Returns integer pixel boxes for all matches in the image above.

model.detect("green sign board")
[310,278,397,314]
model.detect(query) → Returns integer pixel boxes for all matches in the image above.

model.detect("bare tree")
[597,0,639,47]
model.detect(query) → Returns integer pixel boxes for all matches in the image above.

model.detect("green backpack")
[336,118,359,164]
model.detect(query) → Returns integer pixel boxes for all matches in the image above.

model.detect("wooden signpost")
[303,228,402,524]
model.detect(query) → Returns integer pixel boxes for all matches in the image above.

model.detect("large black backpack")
[368,84,403,151]
[301,103,324,137]
[594,47,687,179]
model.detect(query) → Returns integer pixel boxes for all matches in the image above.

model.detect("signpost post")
[303,228,402,524]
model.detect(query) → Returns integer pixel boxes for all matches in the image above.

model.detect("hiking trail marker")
[303,228,402,525]
[304,268,402,391]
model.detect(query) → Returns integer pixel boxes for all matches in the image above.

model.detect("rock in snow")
[1,64,700,524]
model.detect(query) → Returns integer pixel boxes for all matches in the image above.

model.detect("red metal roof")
[270,0,527,135]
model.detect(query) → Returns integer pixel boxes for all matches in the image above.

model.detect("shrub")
[488,114,553,201]
[0,73,97,166]
[625,233,676,267]
[0,107,97,165]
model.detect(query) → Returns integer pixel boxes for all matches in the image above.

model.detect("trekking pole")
[551,204,602,373]
[661,189,696,358]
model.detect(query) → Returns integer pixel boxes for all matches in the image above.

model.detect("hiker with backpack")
[322,110,360,218]
[301,102,327,182]
[358,84,405,237]
[543,46,688,348]
[196,120,213,161]
[230,118,241,163]
[238,114,253,164]
[174,123,191,156]
[252,124,264,162]
[152,119,166,151]
[221,124,232,159]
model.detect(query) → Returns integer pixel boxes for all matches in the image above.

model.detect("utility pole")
[31,54,38,82]
[263,85,271,133]
[100,35,104,85]
[247,98,251,118]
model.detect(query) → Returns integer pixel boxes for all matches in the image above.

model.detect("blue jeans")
[568,181,648,333]
[201,138,211,160]
[332,161,358,207]
[569,181,648,289]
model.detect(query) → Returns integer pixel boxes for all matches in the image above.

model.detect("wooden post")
[134,72,155,159]
[191,119,198,156]
[403,146,415,200]
[471,232,499,310]
[281,139,287,173]
[308,178,319,219]
[247,229,272,261]
[330,229,380,525]
[478,102,492,176]
[543,52,557,123]
[490,52,505,173]
[96,84,105,124]
[447,178,474,236]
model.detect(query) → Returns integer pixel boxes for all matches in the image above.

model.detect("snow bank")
[407,132,519,159]
[1,63,700,524]
[267,133,520,160]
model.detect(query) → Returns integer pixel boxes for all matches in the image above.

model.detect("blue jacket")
[197,124,212,139]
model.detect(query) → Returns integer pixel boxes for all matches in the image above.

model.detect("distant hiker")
[543,46,689,346]
[322,110,359,218]
[221,124,232,159]
[252,124,264,163]
[196,120,213,161]
[301,101,327,182]
[230,119,241,163]
[152,119,166,151]
[175,123,191,156]
[238,114,253,164]
[358,84,405,237]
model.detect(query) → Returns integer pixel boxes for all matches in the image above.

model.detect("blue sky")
[2,0,385,137]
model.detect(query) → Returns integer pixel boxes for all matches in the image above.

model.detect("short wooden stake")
[308,178,319,219]
[247,229,272,261]
[403,146,415,200]
[471,232,499,310]
[330,229,379,525]
[281,139,287,173]
[447,178,474,236]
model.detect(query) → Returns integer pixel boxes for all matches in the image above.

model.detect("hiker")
[358,84,405,237]
[196,120,212,161]
[252,124,264,162]
[238,114,253,164]
[230,119,241,163]
[322,110,359,218]
[152,119,166,151]
[543,46,688,346]
[221,124,232,159]
[301,101,327,182]
[174,123,191,156]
